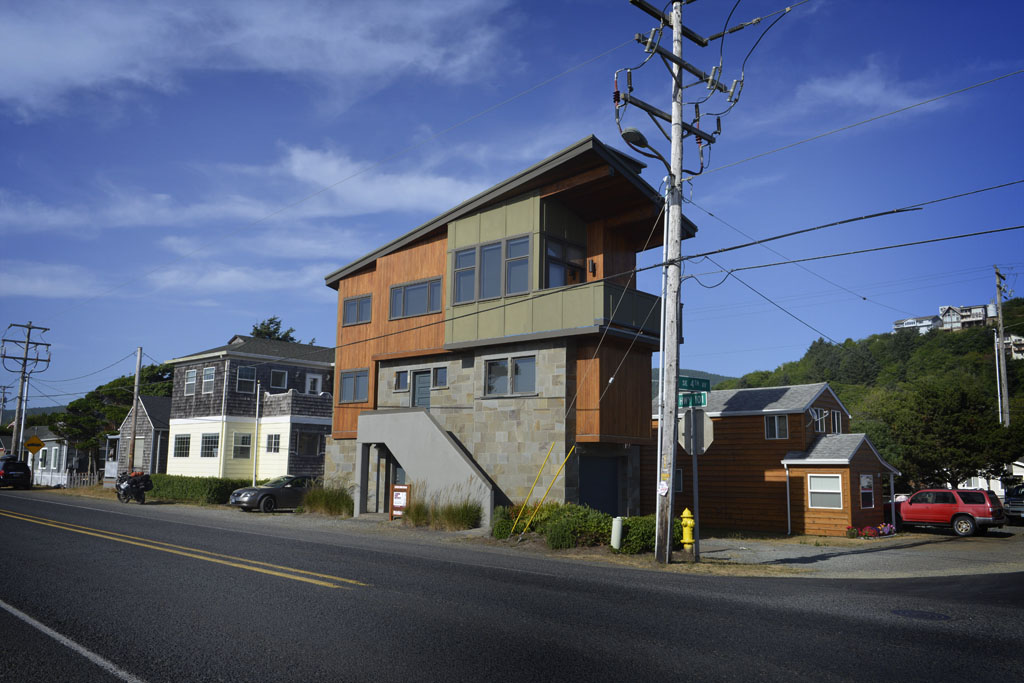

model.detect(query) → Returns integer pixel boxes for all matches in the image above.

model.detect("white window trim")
[831,410,842,434]
[860,474,875,509]
[200,433,219,458]
[236,366,256,394]
[808,474,843,510]
[305,374,322,395]
[201,367,216,395]
[266,433,280,454]
[270,369,288,390]
[184,369,197,396]
[812,408,827,433]
[232,432,252,459]
[173,434,190,458]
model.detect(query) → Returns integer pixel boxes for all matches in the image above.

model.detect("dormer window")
[765,415,788,440]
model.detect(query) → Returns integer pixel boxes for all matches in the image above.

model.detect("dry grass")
[43,484,116,501]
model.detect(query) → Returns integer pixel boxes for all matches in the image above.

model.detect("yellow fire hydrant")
[681,508,695,552]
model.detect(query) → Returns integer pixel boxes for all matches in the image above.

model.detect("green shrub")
[617,515,684,554]
[532,504,612,549]
[403,499,431,526]
[492,518,513,539]
[301,486,354,516]
[492,505,510,524]
[435,499,482,530]
[149,474,251,504]
[545,516,576,549]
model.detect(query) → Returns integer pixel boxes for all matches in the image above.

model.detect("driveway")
[697,524,1024,578]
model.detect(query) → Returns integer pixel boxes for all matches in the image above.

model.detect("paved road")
[1,490,1022,682]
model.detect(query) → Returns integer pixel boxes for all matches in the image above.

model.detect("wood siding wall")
[576,340,653,443]
[333,231,448,438]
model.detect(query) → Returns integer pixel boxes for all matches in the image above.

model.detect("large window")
[200,434,219,458]
[270,369,287,390]
[808,474,842,509]
[236,366,256,393]
[266,434,280,454]
[484,355,536,396]
[173,434,190,458]
[202,367,216,394]
[340,370,369,403]
[390,278,442,319]
[544,237,585,288]
[232,432,251,459]
[343,294,372,326]
[184,369,197,396]
[765,415,788,440]
[453,236,530,304]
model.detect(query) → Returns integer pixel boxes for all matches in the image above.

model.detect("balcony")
[446,281,660,346]
[262,390,333,418]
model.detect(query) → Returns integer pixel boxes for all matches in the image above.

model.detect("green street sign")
[677,376,711,392]
[677,391,707,408]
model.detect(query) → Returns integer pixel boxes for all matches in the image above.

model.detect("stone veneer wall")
[324,339,576,507]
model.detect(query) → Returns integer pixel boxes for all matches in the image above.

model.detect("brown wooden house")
[645,382,899,536]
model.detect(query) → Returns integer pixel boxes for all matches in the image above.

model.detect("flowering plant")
[861,525,879,537]
[845,526,858,538]
[877,523,896,536]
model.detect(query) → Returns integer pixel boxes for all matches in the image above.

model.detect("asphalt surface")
[1,489,1022,683]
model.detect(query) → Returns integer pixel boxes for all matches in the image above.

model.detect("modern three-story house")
[166,335,335,480]
[323,136,696,522]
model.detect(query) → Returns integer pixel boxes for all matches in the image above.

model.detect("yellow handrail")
[518,444,576,538]
[507,441,555,538]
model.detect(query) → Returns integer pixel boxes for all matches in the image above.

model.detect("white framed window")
[236,366,256,394]
[305,374,322,395]
[342,294,372,326]
[173,434,190,458]
[394,371,408,391]
[484,355,536,396]
[765,415,788,440]
[270,369,287,390]
[232,433,251,459]
[39,448,47,468]
[266,434,280,453]
[202,367,216,394]
[860,474,874,509]
[200,434,219,458]
[831,410,842,434]
[184,369,197,396]
[432,366,447,388]
[811,408,827,433]
[340,370,369,403]
[808,474,843,509]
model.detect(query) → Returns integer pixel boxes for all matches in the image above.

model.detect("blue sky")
[3,0,1023,409]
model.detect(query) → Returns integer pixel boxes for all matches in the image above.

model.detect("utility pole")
[1,322,51,461]
[126,346,142,472]
[994,266,1010,426]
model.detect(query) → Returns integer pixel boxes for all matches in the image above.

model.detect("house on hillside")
[891,315,940,335]
[110,395,171,477]
[651,382,899,537]
[939,303,994,331]
[165,335,334,480]
[323,136,696,523]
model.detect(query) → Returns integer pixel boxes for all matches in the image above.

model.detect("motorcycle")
[115,471,152,504]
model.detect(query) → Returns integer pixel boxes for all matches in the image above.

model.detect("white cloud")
[0,261,104,298]
[0,0,510,119]
[147,261,337,296]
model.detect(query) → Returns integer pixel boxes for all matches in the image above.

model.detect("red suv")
[898,488,1005,536]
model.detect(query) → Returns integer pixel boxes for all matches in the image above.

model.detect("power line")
[41,351,138,383]
[685,68,1024,180]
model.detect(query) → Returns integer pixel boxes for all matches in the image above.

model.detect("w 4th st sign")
[677,392,707,408]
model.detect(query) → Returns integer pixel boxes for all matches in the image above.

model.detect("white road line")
[0,598,146,683]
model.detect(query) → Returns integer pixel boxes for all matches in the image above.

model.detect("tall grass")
[301,481,354,516]
[400,480,482,530]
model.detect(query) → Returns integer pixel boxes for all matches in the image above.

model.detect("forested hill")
[716,298,1023,488]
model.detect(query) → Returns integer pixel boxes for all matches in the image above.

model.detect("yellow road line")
[0,508,368,590]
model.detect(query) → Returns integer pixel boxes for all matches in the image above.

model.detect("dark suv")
[898,488,1005,536]
[1004,484,1024,525]
[0,457,33,489]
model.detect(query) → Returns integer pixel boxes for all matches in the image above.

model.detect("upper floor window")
[544,237,585,289]
[343,294,372,326]
[184,369,197,396]
[831,410,842,434]
[236,366,256,394]
[305,374,322,395]
[270,369,288,390]
[390,278,442,319]
[765,415,788,440]
[811,408,827,433]
[485,355,536,396]
[340,370,369,403]
[202,367,216,394]
[453,236,530,304]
